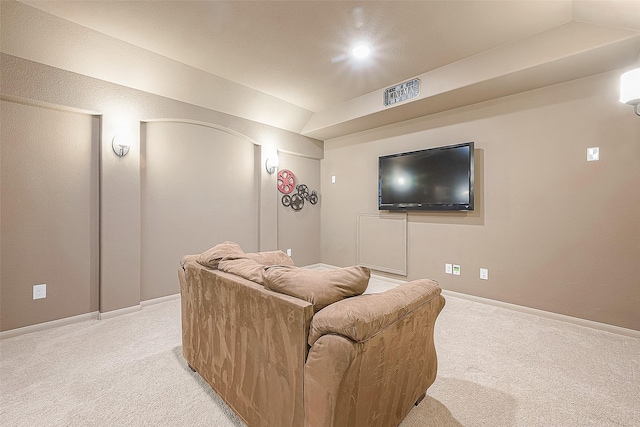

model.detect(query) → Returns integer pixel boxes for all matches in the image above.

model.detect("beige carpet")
[1,278,639,426]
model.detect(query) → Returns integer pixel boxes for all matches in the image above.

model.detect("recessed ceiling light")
[351,44,371,59]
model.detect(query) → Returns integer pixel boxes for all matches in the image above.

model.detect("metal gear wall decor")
[290,193,304,211]
[277,171,319,211]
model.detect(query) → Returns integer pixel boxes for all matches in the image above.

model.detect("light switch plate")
[445,263,453,274]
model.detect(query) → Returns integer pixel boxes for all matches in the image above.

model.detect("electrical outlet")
[480,268,489,280]
[33,284,47,300]
[286,248,292,256]
[587,147,599,161]
[445,263,453,274]
[453,265,461,276]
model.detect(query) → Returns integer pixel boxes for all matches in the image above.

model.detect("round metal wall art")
[308,191,318,205]
[277,169,296,194]
[290,193,304,211]
[277,170,319,211]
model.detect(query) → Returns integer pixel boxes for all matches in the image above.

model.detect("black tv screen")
[378,142,474,211]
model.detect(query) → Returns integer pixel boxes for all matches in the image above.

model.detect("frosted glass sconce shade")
[619,68,640,116]
[265,155,279,174]
[112,136,130,157]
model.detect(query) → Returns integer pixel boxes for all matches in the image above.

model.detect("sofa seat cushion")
[263,266,370,312]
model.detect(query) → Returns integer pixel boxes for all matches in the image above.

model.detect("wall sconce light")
[112,136,130,157]
[620,68,640,116]
[265,155,279,174]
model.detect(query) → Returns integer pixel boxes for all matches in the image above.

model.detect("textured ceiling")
[18,0,640,135]
[17,0,579,112]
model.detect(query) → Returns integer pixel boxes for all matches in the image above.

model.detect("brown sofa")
[179,242,445,427]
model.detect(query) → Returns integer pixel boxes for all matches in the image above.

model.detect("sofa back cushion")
[198,241,294,271]
[217,250,295,285]
[263,266,370,312]
[197,241,244,269]
[245,250,294,267]
[218,258,267,285]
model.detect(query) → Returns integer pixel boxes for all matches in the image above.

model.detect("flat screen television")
[378,142,474,211]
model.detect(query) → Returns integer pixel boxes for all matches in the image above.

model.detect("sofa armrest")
[304,278,445,426]
[180,265,313,427]
[308,279,442,346]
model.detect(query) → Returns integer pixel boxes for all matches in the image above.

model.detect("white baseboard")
[2,294,182,339]
[98,304,141,320]
[0,311,99,340]
[440,289,640,339]
[3,278,636,340]
[141,293,180,307]
[99,294,181,319]
[303,263,334,269]
[308,263,640,339]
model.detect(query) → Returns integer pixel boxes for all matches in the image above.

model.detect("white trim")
[142,118,259,146]
[141,293,180,307]
[0,311,99,340]
[0,94,101,116]
[303,263,334,269]
[306,263,640,339]
[3,277,636,340]
[370,272,411,286]
[1,295,182,339]
[307,263,409,286]
[440,289,640,339]
[357,213,408,276]
[98,304,141,320]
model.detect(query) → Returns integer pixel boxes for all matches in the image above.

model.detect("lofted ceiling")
[16,0,640,139]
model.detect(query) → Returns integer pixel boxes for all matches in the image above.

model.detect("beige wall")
[0,54,322,331]
[277,152,322,266]
[141,121,260,301]
[0,101,99,331]
[1,1,636,333]
[321,70,640,331]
